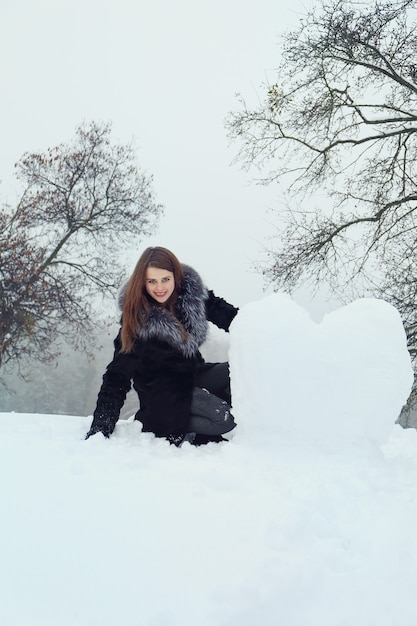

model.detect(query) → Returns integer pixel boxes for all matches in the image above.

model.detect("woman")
[86,246,238,446]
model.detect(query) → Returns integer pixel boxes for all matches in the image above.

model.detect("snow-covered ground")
[1,294,417,626]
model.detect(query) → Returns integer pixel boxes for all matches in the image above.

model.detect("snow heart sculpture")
[229,294,413,452]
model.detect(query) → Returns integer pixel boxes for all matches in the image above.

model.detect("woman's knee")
[189,387,236,435]
[195,362,231,403]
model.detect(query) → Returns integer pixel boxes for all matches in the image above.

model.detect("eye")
[162,277,171,282]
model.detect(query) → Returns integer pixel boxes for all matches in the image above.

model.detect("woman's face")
[145,267,175,304]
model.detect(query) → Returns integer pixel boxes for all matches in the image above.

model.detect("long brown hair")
[120,246,185,353]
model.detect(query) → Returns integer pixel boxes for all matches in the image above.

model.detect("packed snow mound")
[230,293,413,451]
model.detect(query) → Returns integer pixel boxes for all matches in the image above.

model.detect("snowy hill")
[1,294,417,626]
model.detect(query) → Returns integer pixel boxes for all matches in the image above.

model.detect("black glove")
[85,423,111,440]
[166,432,197,447]
[166,433,186,447]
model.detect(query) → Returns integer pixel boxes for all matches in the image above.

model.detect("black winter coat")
[88,265,238,439]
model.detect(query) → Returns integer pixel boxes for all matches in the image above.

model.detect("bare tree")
[227,0,417,365]
[0,121,162,370]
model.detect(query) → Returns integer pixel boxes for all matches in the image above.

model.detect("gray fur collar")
[119,264,209,357]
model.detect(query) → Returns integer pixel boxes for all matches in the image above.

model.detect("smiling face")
[145,266,175,304]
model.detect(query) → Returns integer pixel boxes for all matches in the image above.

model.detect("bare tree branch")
[227,0,417,409]
[0,121,162,370]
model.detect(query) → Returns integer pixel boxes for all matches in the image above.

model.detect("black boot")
[192,434,228,446]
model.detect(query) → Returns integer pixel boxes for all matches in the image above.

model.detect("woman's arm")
[86,332,136,438]
[205,290,238,331]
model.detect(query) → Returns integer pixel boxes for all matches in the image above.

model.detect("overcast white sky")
[1,0,318,309]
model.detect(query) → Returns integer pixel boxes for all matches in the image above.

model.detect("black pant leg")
[188,387,236,435]
[194,362,231,404]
